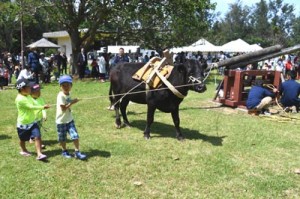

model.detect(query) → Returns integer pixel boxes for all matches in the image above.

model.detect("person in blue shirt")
[113,48,129,65]
[279,70,300,112]
[27,47,40,84]
[246,79,278,114]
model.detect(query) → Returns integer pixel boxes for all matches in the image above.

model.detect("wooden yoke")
[146,58,167,85]
[132,49,176,89]
[132,57,161,81]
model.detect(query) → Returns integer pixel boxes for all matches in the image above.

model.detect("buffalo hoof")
[115,123,122,129]
[144,134,150,140]
[177,136,185,141]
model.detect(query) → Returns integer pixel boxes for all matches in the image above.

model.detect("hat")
[16,78,30,90]
[30,83,41,92]
[59,75,73,85]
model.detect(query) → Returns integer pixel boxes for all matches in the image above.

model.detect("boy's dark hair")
[287,70,296,79]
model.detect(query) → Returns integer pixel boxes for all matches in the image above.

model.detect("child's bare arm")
[44,104,50,109]
[60,98,79,111]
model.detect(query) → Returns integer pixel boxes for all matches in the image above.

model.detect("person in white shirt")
[17,65,34,81]
[56,75,86,160]
[97,53,107,82]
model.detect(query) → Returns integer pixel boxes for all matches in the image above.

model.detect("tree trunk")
[68,30,82,76]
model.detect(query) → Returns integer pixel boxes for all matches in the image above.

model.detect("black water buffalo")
[109,59,207,140]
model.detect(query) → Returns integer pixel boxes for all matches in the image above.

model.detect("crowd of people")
[0,47,162,89]
[0,48,69,88]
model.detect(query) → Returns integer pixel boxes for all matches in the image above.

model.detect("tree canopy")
[0,0,299,55]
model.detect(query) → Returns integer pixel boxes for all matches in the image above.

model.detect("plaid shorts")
[56,120,79,142]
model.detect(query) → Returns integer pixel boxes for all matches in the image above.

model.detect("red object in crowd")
[285,60,293,71]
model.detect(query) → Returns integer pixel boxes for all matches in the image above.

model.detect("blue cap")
[59,75,73,85]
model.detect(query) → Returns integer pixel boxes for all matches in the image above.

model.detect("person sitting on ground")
[279,70,300,112]
[246,79,278,115]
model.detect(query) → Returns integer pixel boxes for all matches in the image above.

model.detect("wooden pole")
[228,44,300,69]
[218,44,282,67]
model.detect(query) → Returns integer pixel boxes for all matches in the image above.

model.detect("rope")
[263,84,300,120]
[264,84,285,112]
[203,65,213,83]
[110,81,145,107]
[3,81,207,110]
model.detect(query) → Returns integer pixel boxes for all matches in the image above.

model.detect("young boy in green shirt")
[31,83,47,125]
[15,78,50,160]
[29,83,47,148]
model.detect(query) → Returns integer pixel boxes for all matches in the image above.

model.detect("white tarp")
[27,38,60,48]
[185,45,222,52]
[170,38,222,53]
[170,46,189,53]
[107,45,139,54]
[190,38,215,47]
[221,38,252,52]
[249,44,263,51]
[170,45,222,53]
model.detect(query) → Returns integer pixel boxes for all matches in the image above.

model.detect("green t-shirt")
[33,97,46,121]
[15,94,44,125]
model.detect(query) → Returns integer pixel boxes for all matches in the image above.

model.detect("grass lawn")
[1,73,300,198]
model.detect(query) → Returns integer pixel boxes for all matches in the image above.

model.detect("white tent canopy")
[170,45,222,53]
[107,45,139,54]
[26,38,60,48]
[169,38,263,53]
[170,38,222,53]
[221,38,252,52]
[249,44,263,51]
[190,38,215,47]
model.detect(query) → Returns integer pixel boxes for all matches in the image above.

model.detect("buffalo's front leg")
[171,107,184,140]
[144,105,156,140]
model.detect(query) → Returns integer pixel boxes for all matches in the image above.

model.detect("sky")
[212,0,300,17]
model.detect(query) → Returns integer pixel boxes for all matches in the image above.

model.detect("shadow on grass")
[130,120,226,146]
[180,105,223,111]
[0,134,12,140]
[127,111,146,116]
[43,148,111,160]
[44,149,64,158]
[43,139,72,146]
[85,149,111,158]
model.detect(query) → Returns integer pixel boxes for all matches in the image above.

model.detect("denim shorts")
[56,120,79,142]
[17,123,41,141]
